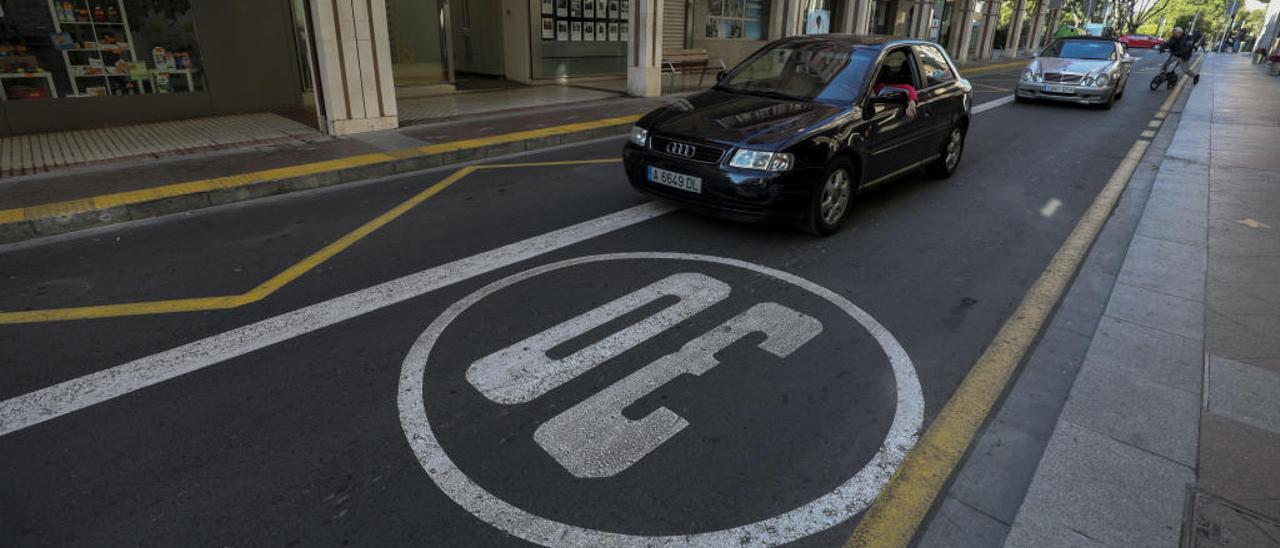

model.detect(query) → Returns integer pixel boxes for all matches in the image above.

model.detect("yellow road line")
[0,115,641,225]
[846,64,1195,548]
[0,159,622,325]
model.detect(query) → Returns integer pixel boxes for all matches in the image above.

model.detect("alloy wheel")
[820,168,852,226]
[944,129,963,171]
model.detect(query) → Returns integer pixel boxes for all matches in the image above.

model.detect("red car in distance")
[1119,34,1161,48]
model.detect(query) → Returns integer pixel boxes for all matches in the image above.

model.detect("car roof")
[1055,36,1120,43]
[771,34,932,49]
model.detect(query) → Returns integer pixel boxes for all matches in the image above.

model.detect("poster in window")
[556,0,568,16]
[541,0,554,14]
[570,0,582,17]
[584,0,595,17]
[705,17,721,38]
[557,19,570,40]
[608,0,619,19]
[571,21,582,40]
[596,22,608,41]
[620,0,629,19]
[805,10,830,33]
[541,17,556,39]
[608,21,619,41]
[620,21,629,40]
[583,21,595,40]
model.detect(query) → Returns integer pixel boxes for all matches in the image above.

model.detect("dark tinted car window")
[915,45,955,87]
[1041,39,1117,60]
[718,41,876,104]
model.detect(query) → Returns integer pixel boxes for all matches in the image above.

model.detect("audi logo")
[665,141,696,158]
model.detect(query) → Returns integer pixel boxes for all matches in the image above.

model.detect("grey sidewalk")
[999,53,1280,547]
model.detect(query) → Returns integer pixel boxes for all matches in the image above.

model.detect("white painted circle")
[398,252,924,547]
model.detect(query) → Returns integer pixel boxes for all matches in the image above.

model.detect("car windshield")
[1041,40,1116,60]
[716,42,877,104]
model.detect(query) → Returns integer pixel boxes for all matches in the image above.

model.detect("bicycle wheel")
[1149,73,1164,90]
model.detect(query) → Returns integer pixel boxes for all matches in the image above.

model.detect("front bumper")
[622,142,818,222]
[1016,81,1116,104]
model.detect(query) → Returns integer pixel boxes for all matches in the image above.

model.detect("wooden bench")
[662,49,727,91]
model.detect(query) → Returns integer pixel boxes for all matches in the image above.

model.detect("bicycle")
[1149,50,1182,90]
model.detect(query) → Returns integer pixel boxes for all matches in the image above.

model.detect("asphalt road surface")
[1,53,1169,547]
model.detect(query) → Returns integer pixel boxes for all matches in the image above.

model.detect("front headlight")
[729,149,794,171]
[629,126,648,146]
[1022,69,1034,82]
[1033,72,1043,83]
[1082,76,1096,86]
[1094,73,1110,87]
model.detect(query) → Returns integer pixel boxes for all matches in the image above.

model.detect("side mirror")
[868,88,910,105]
[1122,55,1135,64]
[716,70,727,83]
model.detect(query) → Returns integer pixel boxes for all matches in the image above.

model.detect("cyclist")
[1161,27,1200,85]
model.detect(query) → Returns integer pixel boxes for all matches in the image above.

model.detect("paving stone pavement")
[994,53,1280,547]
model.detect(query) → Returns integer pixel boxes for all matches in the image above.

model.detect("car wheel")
[1100,91,1115,110]
[802,159,855,237]
[929,126,965,178]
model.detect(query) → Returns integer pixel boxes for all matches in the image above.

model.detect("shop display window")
[705,0,765,40]
[0,0,206,101]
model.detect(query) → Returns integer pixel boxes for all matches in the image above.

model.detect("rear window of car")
[915,45,956,88]
[1041,39,1117,60]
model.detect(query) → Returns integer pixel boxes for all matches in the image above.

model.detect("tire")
[928,126,965,178]
[1149,73,1164,90]
[801,158,856,237]
[1167,77,1176,90]
[1115,84,1125,100]
[1100,91,1115,110]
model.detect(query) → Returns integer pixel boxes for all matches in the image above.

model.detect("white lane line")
[2,95,1027,437]
[973,95,1016,114]
[1039,198,1063,218]
[0,202,676,437]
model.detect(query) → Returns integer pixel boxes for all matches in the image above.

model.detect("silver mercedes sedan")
[1015,37,1135,109]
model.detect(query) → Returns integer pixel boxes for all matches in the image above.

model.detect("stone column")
[1025,0,1047,52]
[1004,0,1027,54]
[308,0,398,135]
[840,0,858,32]
[913,0,935,38]
[852,0,873,34]
[946,0,968,52]
[976,0,1001,60]
[952,0,978,63]
[627,0,663,97]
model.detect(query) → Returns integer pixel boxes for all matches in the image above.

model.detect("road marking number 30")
[466,273,824,478]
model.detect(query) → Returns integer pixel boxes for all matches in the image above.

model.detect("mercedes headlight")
[1094,73,1110,87]
[1022,69,1034,82]
[729,149,794,171]
[629,126,648,146]
[1082,76,1096,86]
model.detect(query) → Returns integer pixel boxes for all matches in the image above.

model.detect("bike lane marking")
[399,252,923,547]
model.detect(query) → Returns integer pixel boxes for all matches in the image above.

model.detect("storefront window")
[705,0,765,39]
[534,0,627,77]
[0,0,205,101]
[802,0,832,33]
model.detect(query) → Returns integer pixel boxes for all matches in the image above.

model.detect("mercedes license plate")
[1043,84,1070,93]
[648,166,702,194]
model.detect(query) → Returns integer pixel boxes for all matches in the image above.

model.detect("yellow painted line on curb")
[0,115,641,225]
[845,64,1195,548]
[0,159,622,325]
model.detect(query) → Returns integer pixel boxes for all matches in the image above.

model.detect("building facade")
[0,0,1058,137]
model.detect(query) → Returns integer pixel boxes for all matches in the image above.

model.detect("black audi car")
[623,35,972,235]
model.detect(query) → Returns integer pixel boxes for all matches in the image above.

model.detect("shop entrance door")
[386,0,455,89]
[451,0,506,83]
